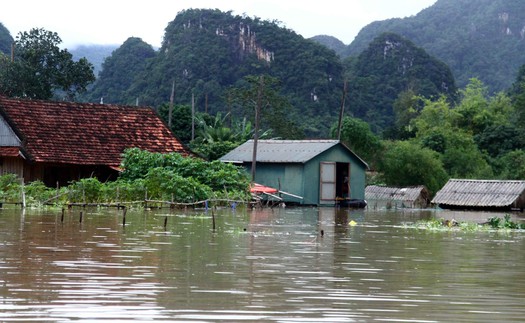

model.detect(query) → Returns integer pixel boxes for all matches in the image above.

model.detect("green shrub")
[0,174,21,203]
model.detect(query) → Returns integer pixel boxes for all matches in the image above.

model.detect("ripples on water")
[0,207,524,322]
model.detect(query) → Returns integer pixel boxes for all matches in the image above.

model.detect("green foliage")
[157,103,194,144]
[102,179,147,202]
[454,79,515,137]
[143,167,210,202]
[331,116,383,169]
[0,175,67,206]
[407,216,525,232]
[67,177,105,203]
[191,141,240,161]
[440,136,493,179]
[494,150,525,180]
[0,28,95,100]
[119,148,250,197]
[227,74,304,139]
[405,79,521,179]
[0,174,21,203]
[475,124,525,158]
[412,95,459,133]
[389,89,420,139]
[487,214,525,230]
[24,180,63,206]
[0,147,250,206]
[378,140,448,195]
[509,64,525,128]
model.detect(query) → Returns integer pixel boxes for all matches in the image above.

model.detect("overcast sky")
[1,0,437,49]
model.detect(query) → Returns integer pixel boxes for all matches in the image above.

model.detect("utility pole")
[251,75,264,183]
[337,79,348,140]
[191,91,195,141]
[169,80,175,128]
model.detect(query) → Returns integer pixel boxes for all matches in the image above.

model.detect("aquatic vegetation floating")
[403,214,525,232]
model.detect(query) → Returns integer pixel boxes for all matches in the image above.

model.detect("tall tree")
[378,140,448,195]
[331,116,383,170]
[509,64,525,128]
[228,74,304,139]
[0,28,95,100]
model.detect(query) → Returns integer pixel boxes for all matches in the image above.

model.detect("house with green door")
[219,140,369,206]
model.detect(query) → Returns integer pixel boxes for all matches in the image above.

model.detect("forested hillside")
[83,38,156,103]
[343,0,525,92]
[310,35,346,57]
[83,9,345,138]
[83,9,455,138]
[345,32,457,133]
[0,22,13,55]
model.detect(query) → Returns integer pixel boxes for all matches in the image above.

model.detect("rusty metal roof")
[366,185,428,202]
[431,179,525,207]
[219,139,367,166]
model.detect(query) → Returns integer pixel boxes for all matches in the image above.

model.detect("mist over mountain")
[70,44,118,77]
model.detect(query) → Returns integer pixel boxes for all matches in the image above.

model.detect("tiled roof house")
[0,96,192,186]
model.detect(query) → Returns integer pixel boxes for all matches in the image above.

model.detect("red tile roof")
[0,147,20,157]
[0,96,192,166]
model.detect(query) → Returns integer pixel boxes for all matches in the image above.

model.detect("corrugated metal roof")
[366,185,428,202]
[220,139,344,163]
[431,179,525,207]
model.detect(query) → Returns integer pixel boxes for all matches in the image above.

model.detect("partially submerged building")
[431,179,525,211]
[219,139,368,206]
[365,185,430,209]
[0,96,192,186]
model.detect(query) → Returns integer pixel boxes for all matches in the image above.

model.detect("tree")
[0,28,95,100]
[378,140,448,195]
[411,95,461,136]
[495,150,525,180]
[509,64,525,128]
[389,88,420,139]
[331,116,383,169]
[440,131,493,179]
[228,74,304,139]
[413,94,493,179]
[190,111,272,160]
[157,103,194,144]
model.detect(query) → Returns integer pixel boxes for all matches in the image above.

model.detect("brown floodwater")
[0,206,524,322]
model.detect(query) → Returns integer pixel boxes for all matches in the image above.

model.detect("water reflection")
[0,206,524,321]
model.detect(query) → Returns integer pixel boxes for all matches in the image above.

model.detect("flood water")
[0,206,524,322]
